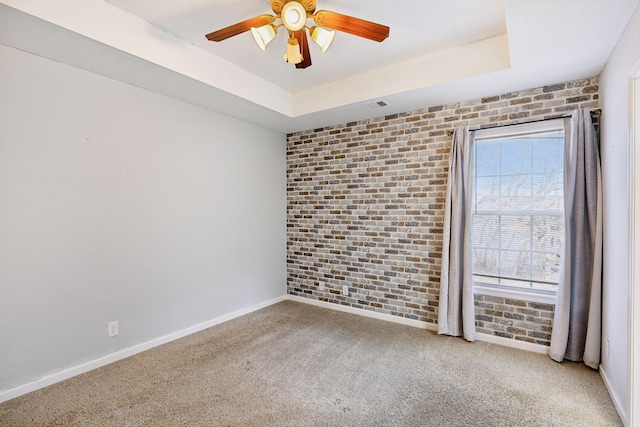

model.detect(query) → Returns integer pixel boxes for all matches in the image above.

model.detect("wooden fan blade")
[313,10,389,42]
[294,30,312,69]
[205,15,274,42]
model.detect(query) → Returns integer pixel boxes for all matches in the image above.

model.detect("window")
[472,119,565,299]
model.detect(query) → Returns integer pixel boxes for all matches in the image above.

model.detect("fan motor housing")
[271,0,316,15]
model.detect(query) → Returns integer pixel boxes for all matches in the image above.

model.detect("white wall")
[0,44,286,393]
[599,3,640,422]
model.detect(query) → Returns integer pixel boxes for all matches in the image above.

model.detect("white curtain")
[550,109,603,369]
[438,127,476,341]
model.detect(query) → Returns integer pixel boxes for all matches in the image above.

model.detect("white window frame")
[472,119,565,304]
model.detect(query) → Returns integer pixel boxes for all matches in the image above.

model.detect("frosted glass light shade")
[281,1,307,31]
[283,38,303,64]
[310,26,335,52]
[251,24,277,50]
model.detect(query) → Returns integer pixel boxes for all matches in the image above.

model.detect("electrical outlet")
[108,321,119,338]
[319,282,325,291]
[342,285,349,296]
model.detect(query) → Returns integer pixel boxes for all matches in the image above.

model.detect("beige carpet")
[0,301,622,426]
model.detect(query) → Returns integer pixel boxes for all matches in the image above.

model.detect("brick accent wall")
[474,295,555,345]
[286,77,599,346]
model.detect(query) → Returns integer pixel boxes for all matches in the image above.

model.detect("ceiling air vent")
[366,100,389,110]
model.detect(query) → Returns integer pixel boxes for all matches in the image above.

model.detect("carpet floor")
[0,300,622,426]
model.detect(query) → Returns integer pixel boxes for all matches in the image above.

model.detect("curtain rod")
[445,109,601,136]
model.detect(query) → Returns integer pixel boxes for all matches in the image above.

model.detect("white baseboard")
[600,364,627,426]
[286,295,439,331]
[286,295,551,355]
[0,294,556,404]
[475,332,550,355]
[0,295,287,404]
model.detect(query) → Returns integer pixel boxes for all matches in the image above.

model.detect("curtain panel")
[550,109,603,369]
[437,127,476,341]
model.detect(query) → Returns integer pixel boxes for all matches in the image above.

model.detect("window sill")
[473,283,557,305]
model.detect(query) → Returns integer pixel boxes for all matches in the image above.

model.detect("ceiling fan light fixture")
[206,1,390,69]
[283,37,303,64]
[251,24,277,50]
[310,26,335,52]
[281,1,307,31]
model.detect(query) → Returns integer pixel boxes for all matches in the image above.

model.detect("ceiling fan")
[205,0,390,69]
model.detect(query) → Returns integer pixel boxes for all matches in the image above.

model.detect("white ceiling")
[106,0,508,93]
[1,0,639,133]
